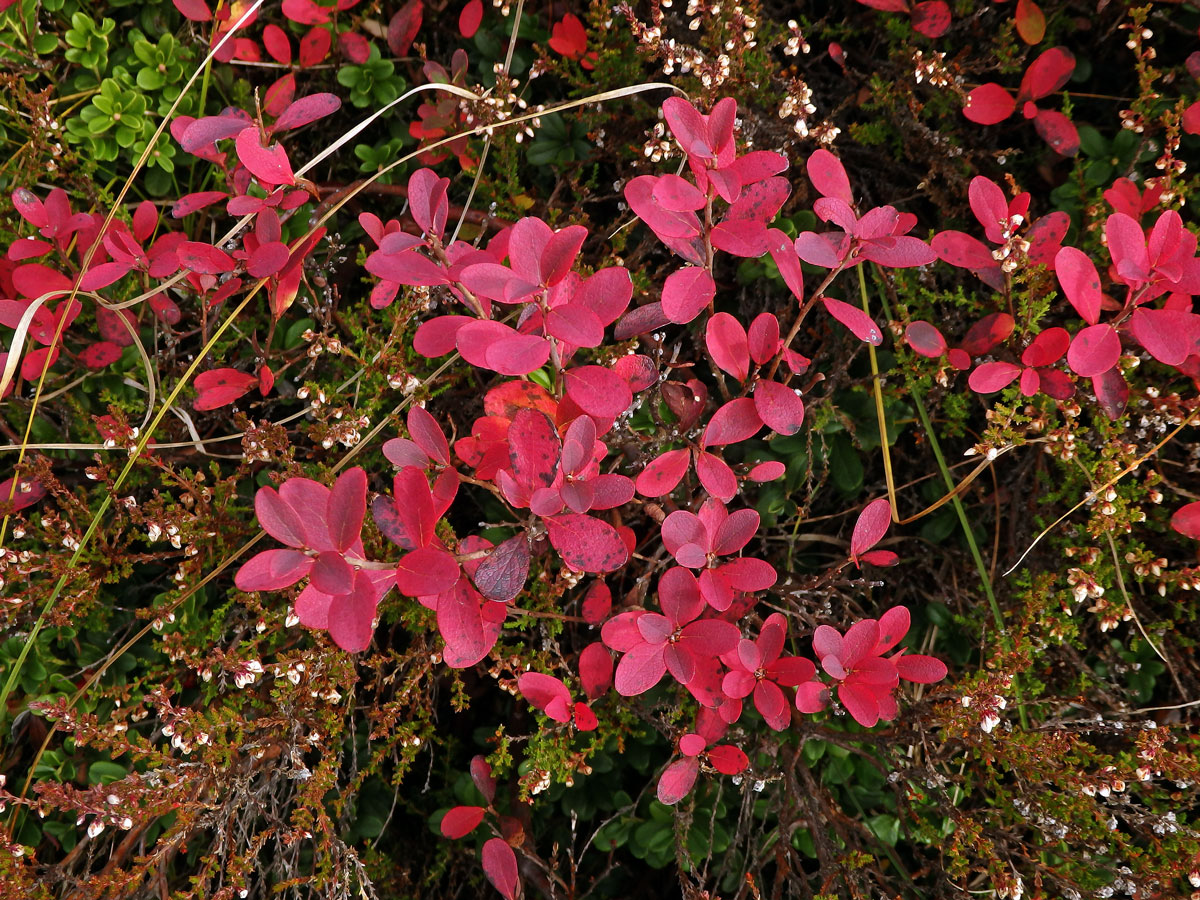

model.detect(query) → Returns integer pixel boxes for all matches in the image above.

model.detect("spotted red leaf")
[1033,108,1079,156]
[911,1,950,37]
[0,476,46,514]
[273,93,341,132]
[581,581,612,625]
[545,514,629,573]
[657,757,700,806]
[636,448,690,497]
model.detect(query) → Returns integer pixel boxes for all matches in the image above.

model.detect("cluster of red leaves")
[963,46,1081,156]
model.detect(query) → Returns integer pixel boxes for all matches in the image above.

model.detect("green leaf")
[87,760,128,785]
[867,814,901,847]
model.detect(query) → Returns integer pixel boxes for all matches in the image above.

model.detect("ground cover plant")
[1,1,1200,898]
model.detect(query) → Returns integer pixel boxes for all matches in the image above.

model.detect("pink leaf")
[968,361,1022,393]
[652,174,706,211]
[905,321,947,357]
[767,228,805,301]
[327,468,366,553]
[747,313,781,365]
[581,582,612,625]
[706,312,750,381]
[703,398,763,446]
[657,757,700,805]
[806,149,853,204]
[1066,324,1121,378]
[963,84,1016,125]
[273,93,341,132]
[441,806,485,839]
[823,297,882,345]
[851,498,892,559]
[397,546,460,596]
[518,672,573,721]
[661,266,715,324]
[1021,327,1069,367]
[234,128,295,186]
[1129,307,1199,366]
[481,839,520,900]
[1171,501,1200,540]
[1054,247,1102,324]
[695,451,737,502]
[234,549,312,591]
[748,461,785,482]
[564,366,632,419]
[579,642,613,699]
[895,654,948,683]
[173,0,211,20]
[545,514,629,573]
[178,241,235,274]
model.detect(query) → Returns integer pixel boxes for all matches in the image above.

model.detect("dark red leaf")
[473,534,530,602]
[388,0,423,56]
[1033,108,1080,156]
[905,320,947,357]
[911,1,950,38]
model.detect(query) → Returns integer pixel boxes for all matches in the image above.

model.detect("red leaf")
[0,476,46,514]
[579,642,613,698]
[172,191,228,218]
[234,128,295,186]
[1066,324,1121,378]
[459,0,483,37]
[806,149,853,204]
[905,321,947,357]
[1014,0,1045,44]
[747,313,781,365]
[178,241,235,275]
[545,514,630,573]
[441,806,485,839]
[564,366,632,419]
[264,74,296,118]
[960,312,1015,355]
[1021,327,1069,367]
[1171,501,1200,540]
[895,654,948,683]
[194,368,257,410]
[481,838,520,900]
[767,228,805,302]
[911,1,950,38]
[661,266,715,324]
[507,408,560,494]
[612,353,658,391]
[471,756,497,802]
[823,297,882,345]
[473,534,530,602]
[652,174,706,211]
[748,461,785,482]
[707,744,749,774]
[753,381,806,436]
[581,581,612,625]
[338,31,370,63]
[968,361,1021,393]
[173,0,211,20]
[518,671,573,722]
[282,0,330,24]
[262,24,292,64]
[248,242,290,277]
[1019,47,1075,102]
[408,404,450,465]
[388,0,423,57]
[706,312,750,381]
[963,83,1016,125]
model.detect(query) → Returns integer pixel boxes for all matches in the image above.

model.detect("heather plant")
[1,2,1200,899]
